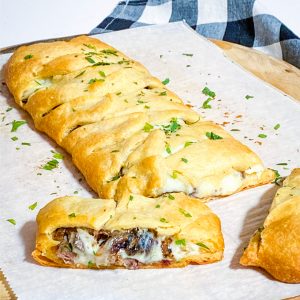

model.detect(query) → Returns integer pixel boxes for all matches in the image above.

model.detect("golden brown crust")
[4,36,274,200]
[240,168,300,283]
[32,248,223,270]
[32,194,224,269]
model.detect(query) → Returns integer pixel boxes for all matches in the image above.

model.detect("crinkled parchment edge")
[0,268,17,300]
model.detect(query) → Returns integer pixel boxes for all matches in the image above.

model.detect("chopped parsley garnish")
[51,150,64,160]
[230,129,240,132]
[88,78,104,84]
[245,95,254,100]
[116,92,122,95]
[129,195,134,201]
[201,86,216,109]
[196,242,210,250]
[274,123,280,130]
[111,150,119,153]
[168,194,175,200]
[206,132,223,140]
[179,208,192,218]
[162,78,170,85]
[68,213,76,218]
[35,80,41,85]
[258,134,267,138]
[202,97,213,109]
[101,49,118,56]
[6,219,16,225]
[24,54,33,60]
[202,86,216,98]
[175,239,186,246]
[143,122,153,132]
[83,43,96,50]
[181,157,188,163]
[21,142,31,146]
[155,204,160,208]
[119,58,131,65]
[182,53,193,57]
[85,57,96,64]
[144,105,150,109]
[165,144,171,154]
[74,70,86,78]
[160,217,169,223]
[6,107,13,112]
[271,169,282,185]
[28,202,38,210]
[184,141,195,148]
[11,120,27,132]
[87,261,95,268]
[99,71,106,77]
[107,173,121,182]
[159,91,167,96]
[162,118,181,134]
[11,136,18,141]
[171,170,179,179]
[42,159,59,171]
[276,163,287,166]
[74,191,78,194]
[93,62,111,66]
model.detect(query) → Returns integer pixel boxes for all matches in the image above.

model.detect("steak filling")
[53,227,205,269]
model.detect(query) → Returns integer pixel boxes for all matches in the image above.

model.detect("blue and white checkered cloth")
[91,0,300,68]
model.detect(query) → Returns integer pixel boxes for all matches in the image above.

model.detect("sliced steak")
[57,241,76,264]
[123,258,139,270]
[52,228,76,241]
[161,237,173,259]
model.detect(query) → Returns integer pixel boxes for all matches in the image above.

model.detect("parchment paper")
[0,22,299,300]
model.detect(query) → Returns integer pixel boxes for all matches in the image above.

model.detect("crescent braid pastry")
[5,36,274,200]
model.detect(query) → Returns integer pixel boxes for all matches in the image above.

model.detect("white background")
[0,0,300,48]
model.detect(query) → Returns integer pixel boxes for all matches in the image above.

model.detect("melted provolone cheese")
[170,241,200,261]
[194,171,243,198]
[244,164,264,175]
[163,175,194,195]
[119,238,164,264]
[73,229,99,265]
[23,78,53,99]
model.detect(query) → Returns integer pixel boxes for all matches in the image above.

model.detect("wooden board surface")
[211,39,300,101]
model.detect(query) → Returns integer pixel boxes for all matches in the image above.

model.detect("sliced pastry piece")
[240,168,300,283]
[5,36,274,200]
[32,193,224,269]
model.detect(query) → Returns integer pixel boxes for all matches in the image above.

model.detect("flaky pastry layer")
[240,168,300,283]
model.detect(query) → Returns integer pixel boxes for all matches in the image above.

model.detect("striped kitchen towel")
[91,0,300,68]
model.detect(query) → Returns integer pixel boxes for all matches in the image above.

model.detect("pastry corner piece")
[32,193,224,270]
[240,168,300,283]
